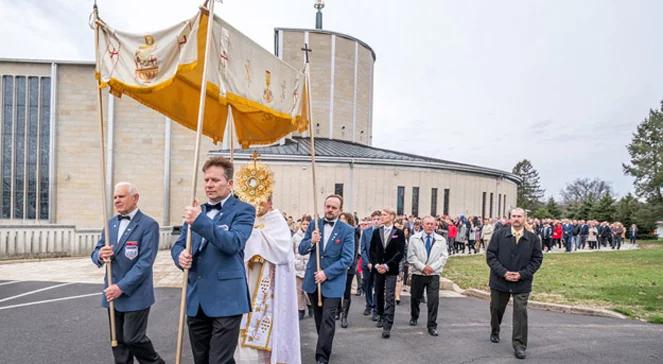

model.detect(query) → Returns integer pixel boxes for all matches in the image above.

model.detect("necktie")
[323,220,334,227]
[384,228,390,246]
[118,215,130,221]
[425,235,432,257]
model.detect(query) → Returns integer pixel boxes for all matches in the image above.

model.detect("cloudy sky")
[2,0,661,199]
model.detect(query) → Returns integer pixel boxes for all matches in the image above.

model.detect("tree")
[591,193,616,222]
[614,193,640,227]
[560,178,613,206]
[531,206,552,219]
[623,101,663,203]
[545,197,562,219]
[512,159,545,211]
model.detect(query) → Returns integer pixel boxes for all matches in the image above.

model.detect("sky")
[1,0,662,199]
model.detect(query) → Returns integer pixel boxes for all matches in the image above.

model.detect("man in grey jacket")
[407,216,449,336]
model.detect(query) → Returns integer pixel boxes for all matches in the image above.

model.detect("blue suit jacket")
[90,210,159,312]
[360,226,375,268]
[298,219,355,298]
[171,195,255,318]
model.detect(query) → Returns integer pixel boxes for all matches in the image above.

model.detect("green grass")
[444,246,663,323]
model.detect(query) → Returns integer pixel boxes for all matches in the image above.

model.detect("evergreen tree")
[545,197,562,219]
[591,193,617,222]
[512,159,545,211]
[623,101,663,203]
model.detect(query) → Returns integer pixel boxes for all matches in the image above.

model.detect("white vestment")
[235,209,301,364]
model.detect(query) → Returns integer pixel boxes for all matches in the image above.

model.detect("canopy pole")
[93,2,118,348]
[175,1,216,363]
[301,43,322,307]
[228,104,235,163]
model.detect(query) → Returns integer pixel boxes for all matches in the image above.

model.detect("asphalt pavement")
[0,280,661,364]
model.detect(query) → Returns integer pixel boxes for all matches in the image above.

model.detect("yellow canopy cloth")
[95,8,308,147]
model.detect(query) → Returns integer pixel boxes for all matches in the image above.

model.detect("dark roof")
[212,137,521,184]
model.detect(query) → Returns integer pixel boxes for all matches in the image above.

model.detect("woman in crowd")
[629,224,638,246]
[456,218,468,254]
[292,215,313,320]
[338,212,361,328]
[552,220,563,249]
[447,218,457,255]
[587,221,599,250]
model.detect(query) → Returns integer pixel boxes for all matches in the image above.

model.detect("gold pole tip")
[111,340,118,347]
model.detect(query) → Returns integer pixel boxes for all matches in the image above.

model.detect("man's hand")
[367,263,373,271]
[314,270,327,284]
[184,199,202,225]
[179,250,193,270]
[377,264,386,274]
[423,265,434,275]
[99,245,114,262]
[311,230,321,245]
[504,271,521,282]
[104,284,123,302]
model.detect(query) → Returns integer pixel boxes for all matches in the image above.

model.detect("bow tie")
[205,203,222,211]
[118,215,130,221]
[323,220,335,227]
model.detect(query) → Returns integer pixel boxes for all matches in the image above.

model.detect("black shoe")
[514,348,526,360]
[307,305,314,318]
[363,308,371,316]
[355,289,363,296]
[376,318,383,328]
[428,328,438,336]
[490,334,500,343]
[341,314,348,328]
[298,310,305,320]
[409,319,417,326]
[381,330,391,339]
[371,312,378,321]
[396,299,400,305]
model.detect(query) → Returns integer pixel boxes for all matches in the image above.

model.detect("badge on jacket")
[125,241,138,260]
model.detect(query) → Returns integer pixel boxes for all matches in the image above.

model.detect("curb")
[441,279,627,320]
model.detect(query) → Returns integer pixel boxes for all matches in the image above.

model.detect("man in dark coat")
[486,207,543,360]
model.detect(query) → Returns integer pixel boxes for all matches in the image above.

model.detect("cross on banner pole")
[301,42,322,307]
[92,2,118,348]
[174,1,217,363]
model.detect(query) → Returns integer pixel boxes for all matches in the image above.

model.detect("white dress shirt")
[118,207,139,240]
[322,218,338,251]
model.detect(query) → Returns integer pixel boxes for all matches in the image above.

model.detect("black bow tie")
[118,215,130,221]
[323,220,335,227]
[205,203,222,211]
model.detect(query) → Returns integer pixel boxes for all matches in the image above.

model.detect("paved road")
[1,280,662,363]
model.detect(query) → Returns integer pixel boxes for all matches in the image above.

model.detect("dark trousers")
[309,291,340,364]
[410,274,440,329]
[490,290,530,350]
[187,309,242,364]
[374,273,397,330]
[110,308,164,364]
[362,266,375,310]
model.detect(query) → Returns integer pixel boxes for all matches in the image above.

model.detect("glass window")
[443,189,450,216]
[431,188,438,216]
[482,192,487,219]
[489,192,494,218]
[396,186,405,216]
[26,77,39,219]
[39,77,50,220]
[14,76,26,219]
[411,186,419,217]
[1,76,13,218]
[334,183,343,197]
[498,194,502,218]
[503,194,507,217]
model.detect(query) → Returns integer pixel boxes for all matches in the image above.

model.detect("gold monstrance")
[234,151,274,210]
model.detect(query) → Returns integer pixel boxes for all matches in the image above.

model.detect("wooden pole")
[175,1,216,363]
[303,59,322,307]
[93,3,118,348]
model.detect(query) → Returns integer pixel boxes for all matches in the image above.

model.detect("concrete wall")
[278,30,375,145]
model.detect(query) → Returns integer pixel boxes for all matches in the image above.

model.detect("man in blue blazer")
[91,182,164,364]
[299,194,355,364]
[171,157,255,364]
[361,210,381,319]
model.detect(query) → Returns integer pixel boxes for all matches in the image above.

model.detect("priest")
[235,195,301,364]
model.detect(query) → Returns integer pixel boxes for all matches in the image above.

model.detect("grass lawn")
[443,243,663,324]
